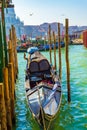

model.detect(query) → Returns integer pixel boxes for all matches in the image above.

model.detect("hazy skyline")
[12,0,87,26]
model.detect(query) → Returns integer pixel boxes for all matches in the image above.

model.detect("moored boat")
[24,47,62,130]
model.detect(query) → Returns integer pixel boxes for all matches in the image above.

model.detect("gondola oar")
[37,84,46,130]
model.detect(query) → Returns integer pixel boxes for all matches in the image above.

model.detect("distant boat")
[24,47,62,129]
[16,43,33,52]
[43,41,65,50]
[17,41,65,52]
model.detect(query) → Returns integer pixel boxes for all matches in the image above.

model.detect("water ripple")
[15,46,87,130]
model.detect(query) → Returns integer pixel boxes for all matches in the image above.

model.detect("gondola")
[24,47,62,130]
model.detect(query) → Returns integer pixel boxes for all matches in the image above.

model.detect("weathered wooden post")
[12,25,18,78]
[0,117,1,130]
[8,40,13,63]
[58,23,62,80]
[65,19,71,102]
[11,25,18,78]
[0,83,7,130]
[3,68,12,130]
[1,0,8,66]
[48,25,52,64]
[9,27,16,82]
[44,36,46,47]
[8,63,15,123]
[0,18,4,82]
[53,31,56,69]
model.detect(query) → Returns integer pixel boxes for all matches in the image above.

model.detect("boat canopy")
[29,59,50,73]
[27,47,39,54]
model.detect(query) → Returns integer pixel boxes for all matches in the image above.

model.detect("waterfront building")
[4,5,25,40]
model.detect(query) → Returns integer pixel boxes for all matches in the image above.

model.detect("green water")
[14,45,87,130]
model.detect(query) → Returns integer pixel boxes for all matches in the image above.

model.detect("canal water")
[14,45,87,130]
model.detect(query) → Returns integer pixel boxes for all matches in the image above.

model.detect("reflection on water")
[14,45,87,130]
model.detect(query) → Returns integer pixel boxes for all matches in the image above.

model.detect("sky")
[12,0,87,26]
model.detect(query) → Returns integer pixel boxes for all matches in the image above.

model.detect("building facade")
[4,6,24,40]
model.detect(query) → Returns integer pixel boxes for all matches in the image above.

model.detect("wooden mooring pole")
[48,25,52,64]
[9,26,18,82]
[0,19,4,82]
[12,25,18,78]
[8,63,15,123]
[2,0,8,66]
[3,68,12,130]
[58,23,62,80]
[8,40,13,63]
[0,1,18,129]
[53,31,56,69]
[0,83,7,130]
[65,19,71,102]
